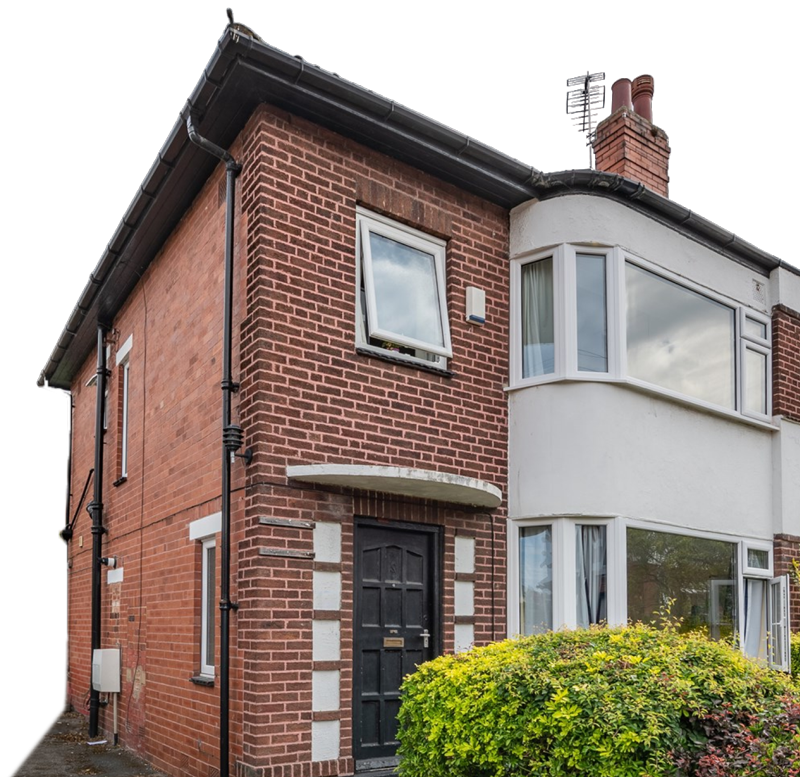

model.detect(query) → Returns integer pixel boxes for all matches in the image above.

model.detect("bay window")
[512,518,790,671]
[512,246,772,421]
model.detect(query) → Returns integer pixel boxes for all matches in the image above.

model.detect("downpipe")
[186,109,244,777]
[88,325,108,738]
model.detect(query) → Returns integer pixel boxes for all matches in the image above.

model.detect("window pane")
[520,526,552,634]
[626,528,736,639]
[743,579,766,659]
[744,317,767,340]
[576,254,607,372]
[744,348,767,415]
[769,580,784,668]
[576,525,607,627]
[747,548,769,570]
[521,258,554,378]
[369,232,444,348]
[204,545,216,667]
[626,264,735,408]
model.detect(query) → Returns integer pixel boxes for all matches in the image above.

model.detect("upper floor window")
[512,245,772,422]
[356,208,452,369]
[116,334,132,481]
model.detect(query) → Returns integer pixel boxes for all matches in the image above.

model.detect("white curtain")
[576,526,607,628]
[743,579,766,659]
[522,258,554,378]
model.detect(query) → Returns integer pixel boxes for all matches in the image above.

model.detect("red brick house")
[39,22,800,777]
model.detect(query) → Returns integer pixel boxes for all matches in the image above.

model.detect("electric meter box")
[92,648,120,692]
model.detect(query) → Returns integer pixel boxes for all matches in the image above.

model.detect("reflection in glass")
[626,528,736,639]
[744,317,767,340]
[369,232,443,348]
[626,264,735,408]
[576,525,607,627]
[520,526,552,634]
[521,258,554,377]
[770,582,784,668]
[576,254,607,372]
[744,348,767,415]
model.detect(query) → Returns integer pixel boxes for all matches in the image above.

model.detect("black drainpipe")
[87,324,108,738]
[186,111,243,777]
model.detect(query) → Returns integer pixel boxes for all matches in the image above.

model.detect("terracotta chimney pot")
[631,75,654,122]
[611,78,633,112]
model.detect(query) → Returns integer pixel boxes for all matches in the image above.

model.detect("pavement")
[13,710,167,777]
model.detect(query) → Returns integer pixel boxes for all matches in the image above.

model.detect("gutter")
[37,26,797,391]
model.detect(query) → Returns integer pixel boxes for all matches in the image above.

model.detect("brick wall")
[66,148,249,777]
[66,99,510,777]
[774,534,800,632]
[773,304,800,423]
[235,103,509,775]
[593,107,671,197]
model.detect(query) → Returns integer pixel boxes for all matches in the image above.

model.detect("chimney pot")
[611,78,633,113]
[631,74,654,123]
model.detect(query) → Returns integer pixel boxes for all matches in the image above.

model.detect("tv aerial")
[566,72,605,168]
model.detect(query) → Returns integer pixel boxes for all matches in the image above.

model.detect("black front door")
[353,521,439,767]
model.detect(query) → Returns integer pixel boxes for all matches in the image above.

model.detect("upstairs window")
[513,246,772,422]
[356,208,452,368]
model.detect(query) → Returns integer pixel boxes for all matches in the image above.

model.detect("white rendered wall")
[509,381,776,540]
[511,195,773,312]
[773,417,800,537]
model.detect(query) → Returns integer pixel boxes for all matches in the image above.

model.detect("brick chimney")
[593,75,671,198]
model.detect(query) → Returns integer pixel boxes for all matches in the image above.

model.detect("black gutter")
[186,110,243,777]
[37,26,798,392]
[87,325,108,738]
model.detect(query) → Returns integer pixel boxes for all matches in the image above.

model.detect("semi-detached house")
[39,20,800,777]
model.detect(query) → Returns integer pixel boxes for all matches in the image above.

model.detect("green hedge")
[398,626,799,777]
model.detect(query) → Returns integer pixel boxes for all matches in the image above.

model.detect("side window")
[189,512,221,680]
[200,538,216,678]
[115,335,133,481]
[356,208,451,368]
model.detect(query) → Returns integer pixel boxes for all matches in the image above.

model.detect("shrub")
[792,631,800,681]
[672,699,800,776]
[397,625,799,777]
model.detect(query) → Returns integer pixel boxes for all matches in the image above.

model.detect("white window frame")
[508,516,625,635]
[355,207,452,368]
[509,517,789,671]
[767,574,791,672]
[741,540,773,579]
[511,244,619,388]
[200,537,216,678]
[116,335,132,479]
[511,245,773,425]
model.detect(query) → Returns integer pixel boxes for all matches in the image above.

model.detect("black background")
[6,7,798,770]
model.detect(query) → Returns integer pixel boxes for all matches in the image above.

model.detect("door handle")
[421,629,430,648]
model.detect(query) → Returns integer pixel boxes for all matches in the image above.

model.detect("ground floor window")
[511,518,790,671]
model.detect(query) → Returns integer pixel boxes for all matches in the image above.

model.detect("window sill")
[189,675,214,687]
[505,375,779,431]
[112,476,127,487]
[356,346,454,377]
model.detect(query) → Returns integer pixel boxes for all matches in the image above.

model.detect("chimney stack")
[593,74,670,197]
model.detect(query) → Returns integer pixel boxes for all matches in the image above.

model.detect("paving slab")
[14,710,167,777]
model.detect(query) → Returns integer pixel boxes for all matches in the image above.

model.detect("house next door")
[353,521,439,768]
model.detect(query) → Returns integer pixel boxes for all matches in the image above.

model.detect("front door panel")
[353,523,438,766]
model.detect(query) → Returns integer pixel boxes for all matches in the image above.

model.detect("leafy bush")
[672,699,800,776]
[793,631,800,681]
[397,625,799,777]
